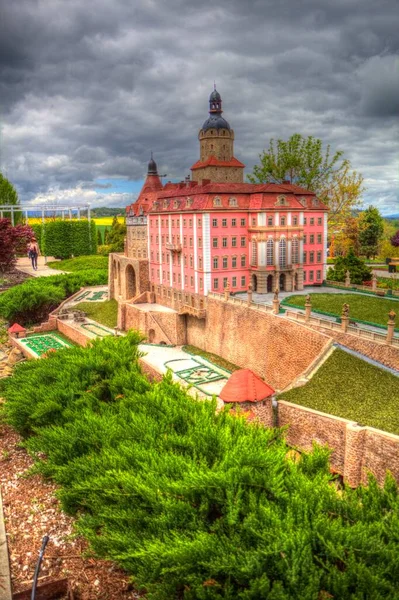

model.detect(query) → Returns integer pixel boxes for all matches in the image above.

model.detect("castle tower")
[191,87,245,183]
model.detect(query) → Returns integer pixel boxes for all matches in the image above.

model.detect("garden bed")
[279,349,399,435]
[73,300,118,328]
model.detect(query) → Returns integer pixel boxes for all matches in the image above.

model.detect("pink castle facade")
[113,88,328,302]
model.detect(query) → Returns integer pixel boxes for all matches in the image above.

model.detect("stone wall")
[186,297,330,390]
[57,320,92,347]
[109,254,150,301]
[276,400,399,487]
[124,303,186,345]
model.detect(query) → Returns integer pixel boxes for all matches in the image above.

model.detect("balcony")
[178,305,206,319]
[166,242,182,252]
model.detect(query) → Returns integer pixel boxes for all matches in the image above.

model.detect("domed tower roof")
[147,152,158,174]
[202,86,231,131]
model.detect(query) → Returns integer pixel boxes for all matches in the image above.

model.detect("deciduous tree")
[390,230,399,247]
[0,219,33,274]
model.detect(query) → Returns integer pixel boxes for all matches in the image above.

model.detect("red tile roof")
[220,369,275,403]
[8,323,26,333]
[191,156,245,170]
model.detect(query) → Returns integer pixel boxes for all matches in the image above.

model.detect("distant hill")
[91,207,125,217]
[385,214,399,219]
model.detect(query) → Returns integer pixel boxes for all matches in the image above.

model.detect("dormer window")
[186,197,193,207]
[312,197,319,207]
[213,196,222,207]
[229,197,237,207]
[173,200,179,209]
[276,195,287,206]
[299,197,307,207]
[163,200,168,209]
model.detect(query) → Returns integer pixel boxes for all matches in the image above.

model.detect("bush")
[0,270,107,325]
[42,220,97,259]
[1,336,399,599]
[97,244,112,256]
[327,247,372,284]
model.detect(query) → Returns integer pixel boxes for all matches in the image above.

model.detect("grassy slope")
[182,345,240,372]
[283,293,399,328]
[280,349,399,434]
[73,300,118,328]
[47,256,109,272]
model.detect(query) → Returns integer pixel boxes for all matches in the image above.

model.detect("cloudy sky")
[1,0,399,214]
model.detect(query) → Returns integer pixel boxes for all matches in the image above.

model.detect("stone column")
[224,281,231,301]
[386,310,396,345]
[273,287,280,314]
[341,303,350,332]
[345,270,351,288]
[305,294,312,322]
[247,284,253,306]
[343,422,366,487]
[372,272,377,292]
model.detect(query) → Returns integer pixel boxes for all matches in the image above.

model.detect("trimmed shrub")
[42,220,97,259]
[0,270,107,325]
[97,244,112,256]
[1,335,398,599]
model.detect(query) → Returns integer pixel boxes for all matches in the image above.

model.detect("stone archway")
[279,273,286,291]
[267,274,273,293]
[125,264,136,300]
[148,328,155,343]
[117,262,121,295]
[252,274,258,292]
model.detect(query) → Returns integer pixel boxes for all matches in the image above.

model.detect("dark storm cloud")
[1,0,398,211]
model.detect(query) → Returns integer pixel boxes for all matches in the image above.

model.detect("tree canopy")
[0,172,19,206]
[248,134,364,231]
[358,205,384,259]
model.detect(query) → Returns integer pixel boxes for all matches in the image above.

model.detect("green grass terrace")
[279,349,399,435]
[282,292,399,330]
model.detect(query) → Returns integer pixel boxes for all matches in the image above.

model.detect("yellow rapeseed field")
[27,216,125,226]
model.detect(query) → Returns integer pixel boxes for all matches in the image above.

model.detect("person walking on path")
[27,237,39,270]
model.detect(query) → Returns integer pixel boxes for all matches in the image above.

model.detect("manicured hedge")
[0,270,107,325]
[1,335,398,599]
[41,220,97,258]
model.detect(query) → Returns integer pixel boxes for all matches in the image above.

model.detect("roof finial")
[214,80,216,90]
[150,150,153,160]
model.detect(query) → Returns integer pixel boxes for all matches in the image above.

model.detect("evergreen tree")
[104,227,109,244]
[97,228,103,245]
[358,205,384,258]
[327,247,372,284]
[107,216,126,252]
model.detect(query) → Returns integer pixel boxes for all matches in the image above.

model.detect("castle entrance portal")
[251,274,258,292]
[279,273,286,291]
[125,264,136,299]
[267,274,273,293]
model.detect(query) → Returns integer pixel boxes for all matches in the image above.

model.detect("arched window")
[229,197,237,207]
[292,237,299,264]
[213,197,222,207]
[279,238,286,268]
[266,239,274,266]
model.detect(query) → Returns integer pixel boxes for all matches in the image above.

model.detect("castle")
[109,88,328,333]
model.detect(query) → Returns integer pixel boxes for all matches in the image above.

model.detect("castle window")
[241,276,246,287]
[318,217,322,225]
[304,218,307,225]
[184,236,187,247]
[213,257,219,269]
[199,257,203,269]
[292,238,299,264]
[276,195,287,206]
[223,277,228,289]
[232,256,237,268]
[299,197,307,207]
[198,237,202,248]
[222,218,227,227]
[232,237,237,247]
[317,270,321,280]
[279,238,287,268]
[223,257,228,269]
[310,218,315,225]
[198,218,202,227]
[190,237,193,247]
[309,270,314,281]
[174,200,179,209]
[317,251,322,262]
[241,218,246,226]
[310,234,314,244]
[212,238,218,248]
[200,278,203,289]
[312,198,319,207]
[317,234,322,243]
[190,255,193,267]
[232,277,237,287]
[310,251,315,263]
[213,197,222,207]
[212,218,218,227]
[186,198,193,207]
[214,278,219,289]
[241,255,246,267]
[189,219,192,227]
[293,216,298,225]
[229,197,237,207]
[268,216,273,226]
[222,237,228,248]
[266,239,274,266]
[241,236,246,247]
[183,219,186,227]
[280,217,286,226]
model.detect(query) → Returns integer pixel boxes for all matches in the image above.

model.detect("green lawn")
[182,345,240,373]
[73,300,118,328]
[283,293,399,329]
[47,255,109,272]
[280,349,399,434]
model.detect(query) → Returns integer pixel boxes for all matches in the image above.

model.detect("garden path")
[15,256,66,277]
